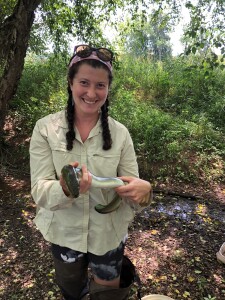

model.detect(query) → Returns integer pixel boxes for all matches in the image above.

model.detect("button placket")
[80,144,89,251]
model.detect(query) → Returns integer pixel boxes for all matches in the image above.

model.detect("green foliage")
[11,53,68,133]
[113,54,171,101]
[182,0,225,68]
[111,53,225,184]
[116,9,172,60]
[1,0,224,60]
[203,296,216,300]
[11,51,225,186]
[129,55,225,133]
[0,0,17,22]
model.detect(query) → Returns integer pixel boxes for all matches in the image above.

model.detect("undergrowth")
[6,52,225,186]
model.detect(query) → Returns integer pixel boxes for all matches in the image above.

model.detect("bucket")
[142,295,175,300]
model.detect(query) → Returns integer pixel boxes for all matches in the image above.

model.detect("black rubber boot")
[53,256,89,300]
[89,279,131,300]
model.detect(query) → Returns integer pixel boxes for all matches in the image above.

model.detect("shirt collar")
[51,110,103,132]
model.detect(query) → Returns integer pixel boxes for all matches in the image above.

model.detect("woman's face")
[70,63,110,118]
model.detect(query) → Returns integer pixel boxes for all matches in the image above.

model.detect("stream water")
[142,195,225,225]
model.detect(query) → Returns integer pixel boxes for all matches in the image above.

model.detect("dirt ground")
[0,165,224,300]
[0,120,225,300]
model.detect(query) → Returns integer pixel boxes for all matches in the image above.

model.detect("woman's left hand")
[115,176,152,204]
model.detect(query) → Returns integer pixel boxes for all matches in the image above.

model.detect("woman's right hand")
[60,162,92,197]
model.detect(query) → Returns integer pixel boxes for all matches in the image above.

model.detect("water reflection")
[142,196,225,225]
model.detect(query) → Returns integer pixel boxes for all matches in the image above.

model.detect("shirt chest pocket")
[50,142,75,176]
[89,153,121,177]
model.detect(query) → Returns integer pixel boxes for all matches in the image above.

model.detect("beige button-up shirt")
[30,110,149,255]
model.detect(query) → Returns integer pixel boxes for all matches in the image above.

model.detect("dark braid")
[65,87,75,150]
[101,97,112,150]
[65,58,113,151]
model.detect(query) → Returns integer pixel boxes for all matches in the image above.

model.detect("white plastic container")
[142,295,175,300]
[216,242,225,264]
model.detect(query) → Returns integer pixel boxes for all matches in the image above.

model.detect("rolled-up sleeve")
[30,120,74,211]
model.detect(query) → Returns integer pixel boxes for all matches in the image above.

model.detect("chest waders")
[53,255,89,300]
[89,256,142,300]
[53,255,141,300]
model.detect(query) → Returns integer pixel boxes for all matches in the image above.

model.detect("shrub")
[11,53,68,133]
[9,52,225,185]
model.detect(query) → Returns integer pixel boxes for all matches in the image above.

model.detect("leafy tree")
[118,11,172,60]
[183,0,225,59]
[0,0,126,138]
[0,0,225,140]
[0,0,42,137]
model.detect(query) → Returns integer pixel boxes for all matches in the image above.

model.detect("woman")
[30,45,152,300]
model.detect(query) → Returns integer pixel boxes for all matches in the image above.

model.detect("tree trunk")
[0,0,42,139]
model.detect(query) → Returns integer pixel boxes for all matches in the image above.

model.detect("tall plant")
[118,10,172,60]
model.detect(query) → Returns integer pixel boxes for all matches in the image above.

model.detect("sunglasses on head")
[74,45,113,62]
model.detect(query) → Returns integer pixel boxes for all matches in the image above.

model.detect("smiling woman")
[66,57,113,148]
[69,63,110,130]
[29,44,152,300]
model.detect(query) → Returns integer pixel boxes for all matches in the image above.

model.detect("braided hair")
[66,59,113,151]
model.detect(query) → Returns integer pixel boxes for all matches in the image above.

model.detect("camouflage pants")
[51,240,125,281]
